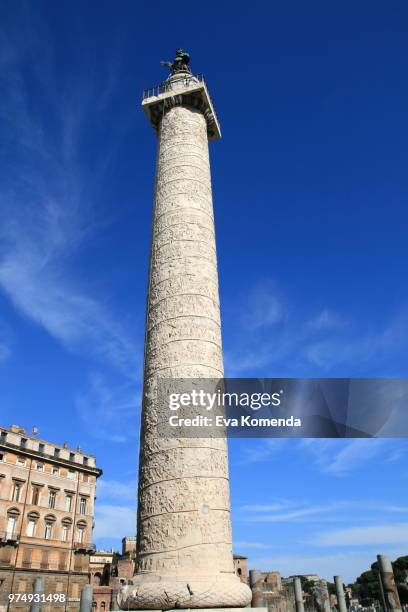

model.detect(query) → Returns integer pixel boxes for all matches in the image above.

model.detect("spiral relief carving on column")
[118,74,252,610]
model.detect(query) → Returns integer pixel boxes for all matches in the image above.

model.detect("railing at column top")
[142,73,205,100]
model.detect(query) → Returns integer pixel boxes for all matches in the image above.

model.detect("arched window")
[61,517,72,542]
[44,514,56,540]
[101,603,106,611]
[76,520,87,544]
[6,508,20,538]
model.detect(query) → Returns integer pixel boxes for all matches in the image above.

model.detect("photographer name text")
[169,415,302,428]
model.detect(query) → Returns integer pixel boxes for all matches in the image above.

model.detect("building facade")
[89,550,115,587]
[92,537,137,610]
[233,554,248,583]
[0,425,102,610]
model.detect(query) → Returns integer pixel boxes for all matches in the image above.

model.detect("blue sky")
[1,0,408,584]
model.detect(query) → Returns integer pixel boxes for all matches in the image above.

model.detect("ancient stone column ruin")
[333,576,347,612]
[118,53,252,610]
[293,577,305,612]
[377,555,402,612]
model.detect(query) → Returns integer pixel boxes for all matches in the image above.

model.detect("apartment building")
[0,425,102,610]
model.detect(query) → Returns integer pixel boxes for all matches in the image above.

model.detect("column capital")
[142,74,221,141]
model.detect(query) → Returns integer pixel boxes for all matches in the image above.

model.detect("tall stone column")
[333,576,347,612]
[293,577,305,612]
[377,555,402,612]
[118,54,252,610]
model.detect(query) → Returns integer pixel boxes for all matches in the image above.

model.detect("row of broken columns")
[250,555,403,612]
[22,552,404,612]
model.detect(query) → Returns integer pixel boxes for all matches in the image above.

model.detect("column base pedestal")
[118,609,267,612]
[117,576,253,611]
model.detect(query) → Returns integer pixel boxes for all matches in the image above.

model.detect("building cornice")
[0,440,102,477]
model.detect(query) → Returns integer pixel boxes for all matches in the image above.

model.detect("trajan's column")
[118,50,252,610]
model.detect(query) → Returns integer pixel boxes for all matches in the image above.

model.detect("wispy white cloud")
[299,439,389,476]
[0,321,12,362]
[240,279,286,331]
[0,18,138,377]
[245,505,331,523]
[93,504,136,541]
[97,478,137,504]
[235,437,405,478]
[234,541,271,550]
[312,523,408,547]
[76,373,140,442]
[241,502,294,513]
[94,479,137,546]
[225,278,408,376]
[303,310,408,371]
[0,199,138,375]
[238,497,408,531]
[237,439,287,464]
[0,343,9,361]
[307,309,347,331]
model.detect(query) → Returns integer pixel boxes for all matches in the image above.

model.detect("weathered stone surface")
[294,577,305,612]
[118,78,251,610]
[377,554,402,612]
[334,576,347,612]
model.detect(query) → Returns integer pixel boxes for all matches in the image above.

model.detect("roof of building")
[1,424,96,458]
[0,424,102,476]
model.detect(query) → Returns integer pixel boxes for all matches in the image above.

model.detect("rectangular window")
[0,453,3,461]
[48,490,56,509]
[38,443,44,453]
[12,482,21,502]
[59,554,68,571]
[54,448,60,457]
[68,469,76,480]
[83,473,89,483]
[0,431,7,442]
[69,452,75,461]
[79,498,87,515]
[31,486,40,505]
[6,516,16,538]
[62,525,69,542]
[36,463,43,471]
[52,467,59,476]
[22,547,32,568]
[83,456,88,465]
[26,520,36,537]
[40,550,48,568]
[65,494,72,512]
[77,528,84,543]
[16,457,25,466]
[21,438,27,447]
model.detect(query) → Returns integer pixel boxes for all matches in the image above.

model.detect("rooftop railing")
[0,438,101,474]
[143,73,205,100]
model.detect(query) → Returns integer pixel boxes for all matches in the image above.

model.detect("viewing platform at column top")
[142,72,221,141]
